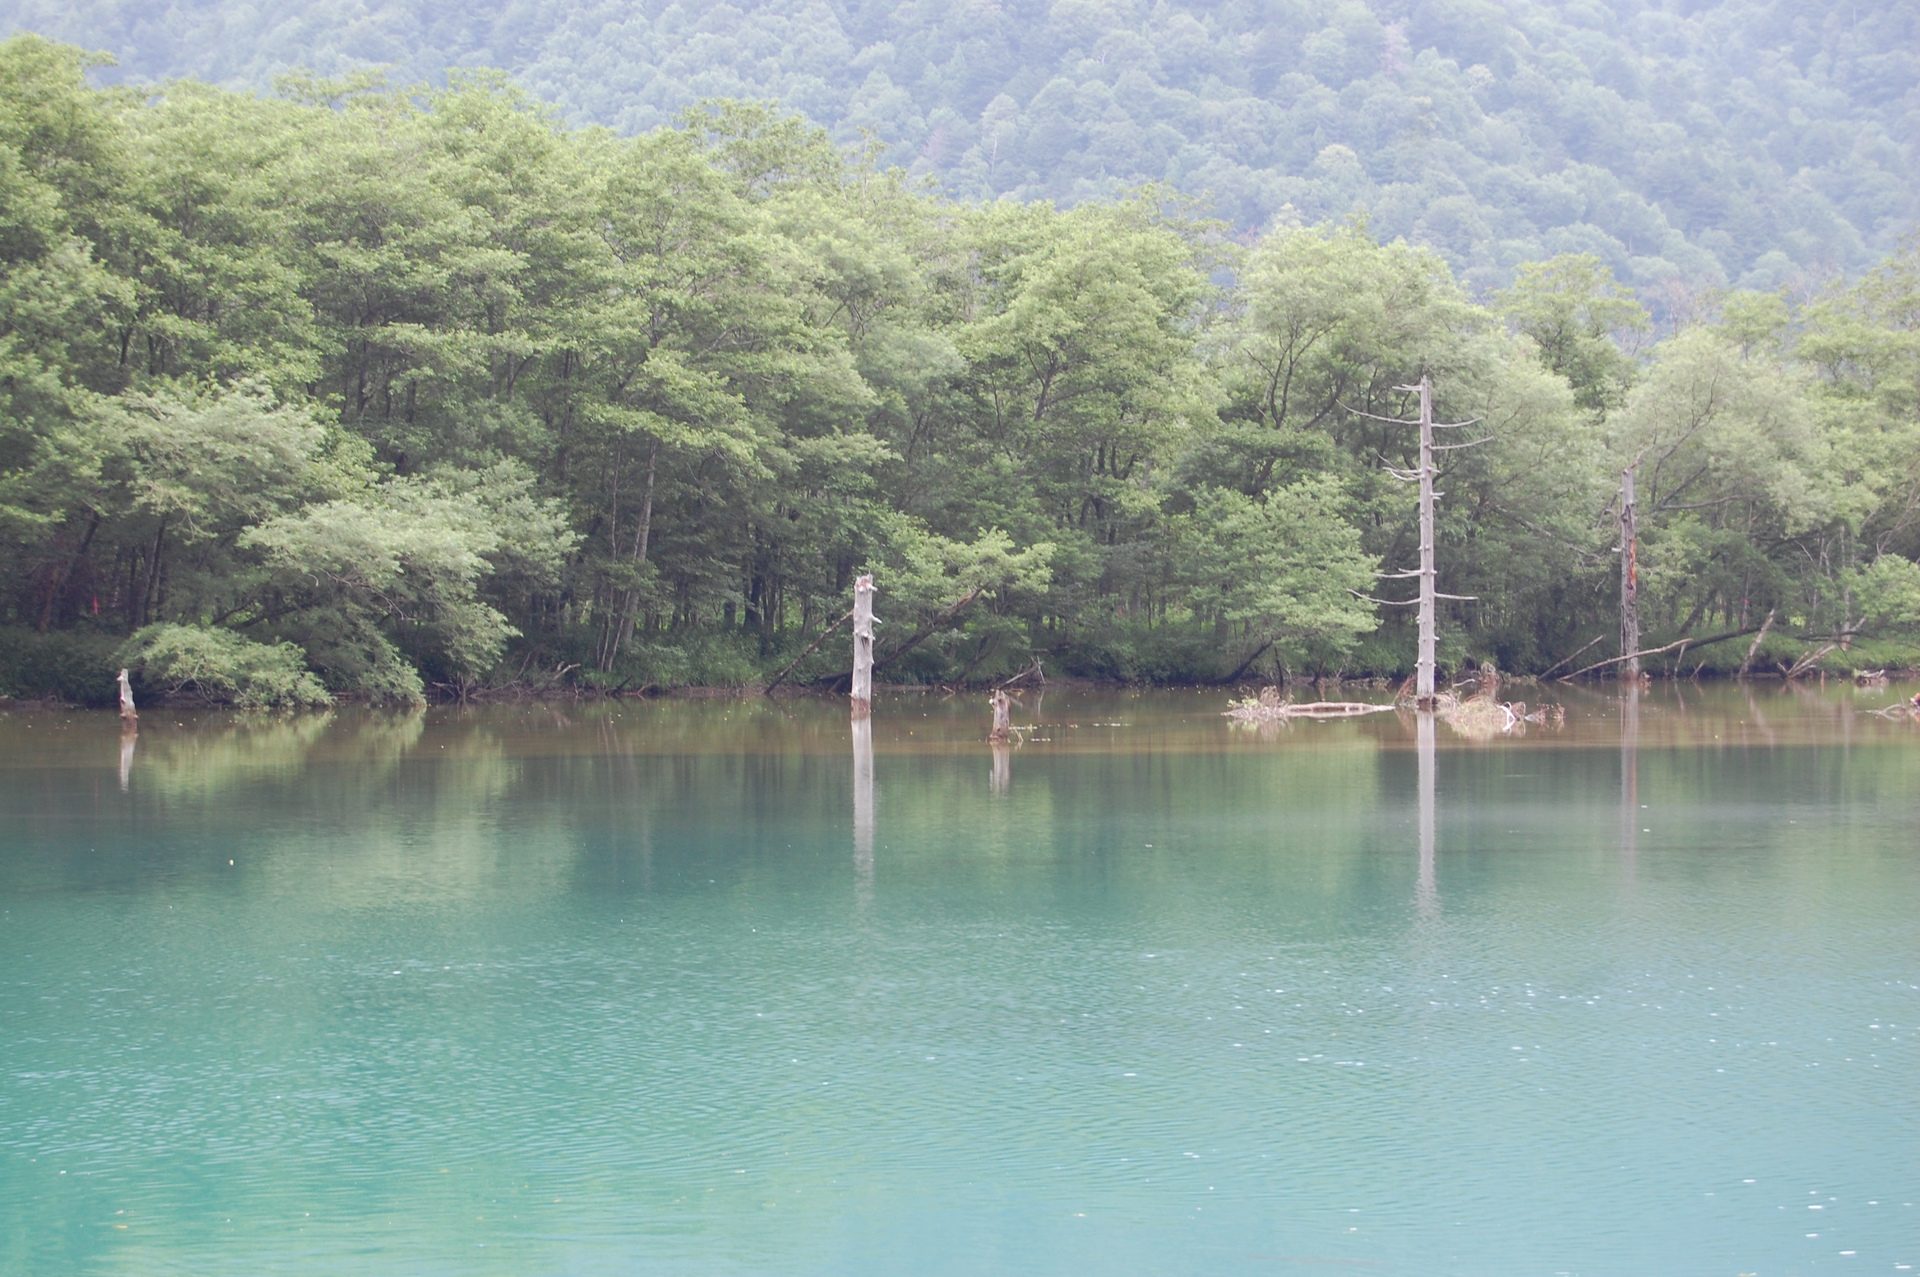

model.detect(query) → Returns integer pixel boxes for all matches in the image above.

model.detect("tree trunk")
[603,439,658,671]
[139,518,167,629]
[1619,466,1640,679]
[1415,375,1437,708]
[988,688,1012,742]
[38,513,102,633]
[850,574,874,718]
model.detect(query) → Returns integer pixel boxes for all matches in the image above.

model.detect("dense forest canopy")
[1,0,1913,301]
[0,34,1916,705]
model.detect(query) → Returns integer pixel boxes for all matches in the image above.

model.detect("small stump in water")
[988,689,1013,742]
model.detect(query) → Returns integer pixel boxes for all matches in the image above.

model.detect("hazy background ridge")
[3,0,1913,297]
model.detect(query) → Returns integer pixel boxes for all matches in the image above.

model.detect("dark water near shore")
[1,684,1917,1275]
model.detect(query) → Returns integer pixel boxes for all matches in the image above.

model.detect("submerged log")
[1224,693,1397,722]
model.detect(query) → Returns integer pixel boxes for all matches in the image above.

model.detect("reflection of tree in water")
[1620,681,1639,884]
[853,715,874,904]
[1417,710,1438,920]
[131,711,340,799]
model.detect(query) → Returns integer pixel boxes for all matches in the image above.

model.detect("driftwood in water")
[117,668,137,723]
[1225,687,1396,722]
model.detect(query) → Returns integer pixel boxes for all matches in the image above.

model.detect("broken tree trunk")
[988,688,1012,742]
[1619,466,1640,680]
[1415,375,1437,708]
[850,574,874,718]
[117,668,137,724]
[1347,375,1482,709]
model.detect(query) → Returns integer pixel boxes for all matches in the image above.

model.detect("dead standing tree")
[1618,465,1640,680]
[1348,375,1486,709]
[850,574,874,719]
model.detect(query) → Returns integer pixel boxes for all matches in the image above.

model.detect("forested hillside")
[1,36,1917,705]
[2,0,1913,302]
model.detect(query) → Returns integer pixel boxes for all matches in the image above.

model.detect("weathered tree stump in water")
[988,689,1012,742]
[117,668,137,723]
[850,574,874,718]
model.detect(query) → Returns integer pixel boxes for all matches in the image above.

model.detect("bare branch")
[1560,626,1760,680]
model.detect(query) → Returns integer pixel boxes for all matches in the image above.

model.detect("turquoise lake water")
[1,685,1917,1275]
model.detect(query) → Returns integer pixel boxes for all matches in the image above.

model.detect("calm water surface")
[1,685,1917,1275]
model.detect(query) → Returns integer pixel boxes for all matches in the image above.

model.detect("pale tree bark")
[850,574,874,717]
[1619,466,1640,679]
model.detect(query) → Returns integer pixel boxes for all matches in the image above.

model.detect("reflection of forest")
[1,685,1916,910]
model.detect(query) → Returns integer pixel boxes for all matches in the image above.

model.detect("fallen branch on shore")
[1559,626,1759,680]
[763,609,852,693]
[1782,643,1838,680]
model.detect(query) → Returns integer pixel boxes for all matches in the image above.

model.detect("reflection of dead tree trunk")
[118,722,136,793]
[851,713,873,895]
[1416,710,1437,919]
[1738,609,1775,678]
[989,741,1011,795]
[851,574,874,718]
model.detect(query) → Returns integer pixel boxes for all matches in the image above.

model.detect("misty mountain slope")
[4,0,1913,294]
